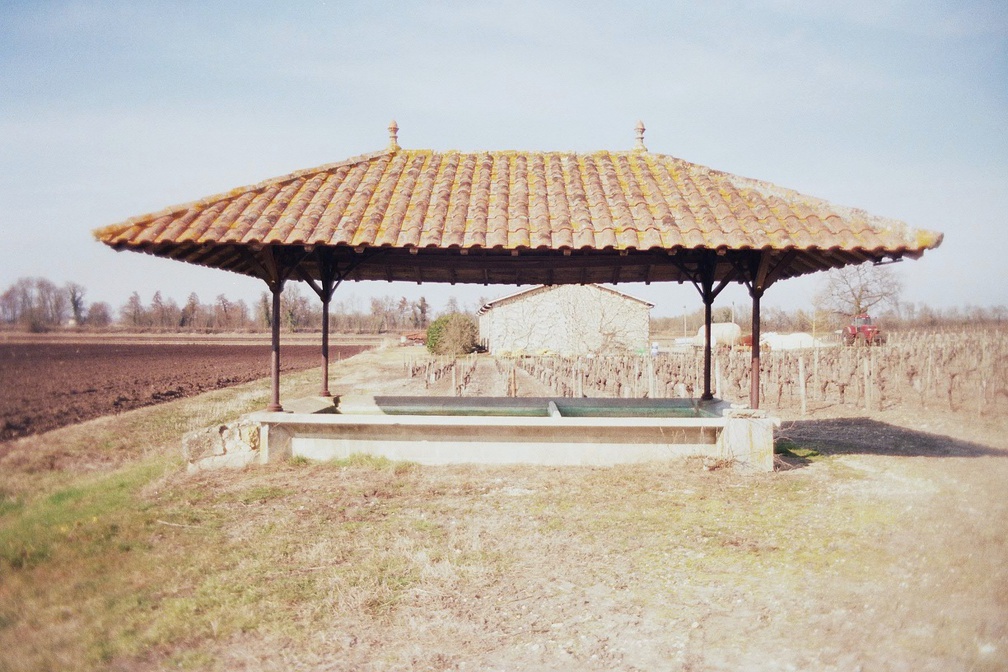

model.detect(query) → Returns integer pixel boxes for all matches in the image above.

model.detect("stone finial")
[388,119,400,152]
[634,120,647,152]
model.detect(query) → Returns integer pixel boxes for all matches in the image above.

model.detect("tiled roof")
[94,141,942,289]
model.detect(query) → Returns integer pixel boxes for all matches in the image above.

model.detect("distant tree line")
[0,277,111,331]
[652,301,1008,338]
[3,271,1004,335]
[0,277,436,334]
[652,263,1007,336]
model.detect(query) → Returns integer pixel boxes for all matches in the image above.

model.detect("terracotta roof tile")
[136,213,175,245]
[583,156,617,248]
[95,145,943,285]
[445,154,476,247]
[418,153,456,247]
[274,176,318,244]
[528,154,550,249]
[240,184,286,244]
[158,206,203,244]
[314,162,366,245]
[544,155,572,248]
[565,156,594,249]
[215,192,258,244]
[260,179,306,244]
[178,199,228,244]
[459,154,489,248]
[355,153,406,247]
[506,154,529,248]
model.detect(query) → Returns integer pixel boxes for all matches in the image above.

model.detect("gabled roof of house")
[94,123,942,290]
[478,284,653,314]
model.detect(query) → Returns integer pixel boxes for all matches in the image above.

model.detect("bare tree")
[281,284,313,331]
[0,277,69,329]
[122,291,147,328]
[179,293,202,329]
[66,282,86,325]
[86,301,112,327]
[231,299,251,331]
[397,297,410,328]
[215,294,232,330]
[258,292,272,329]
[370,296,393,332]
[1,279,29,326]
[149,291,170,329]
[816,262,902,318]
[33,278,67,327]
[412,297,429,328]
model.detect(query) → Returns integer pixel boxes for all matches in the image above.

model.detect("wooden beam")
[294,265,324,297]
[236,247,273,282]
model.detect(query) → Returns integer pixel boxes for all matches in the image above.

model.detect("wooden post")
[634,358,640,398]
[701,291,714,400]
[320,293,331,397]
[648,356,656,399]
[750,289,762,409]
[813,346,820,401]
[714,355,722,399]
[798,353,807,416]
[267,282,284,412]
[864,358,871,411]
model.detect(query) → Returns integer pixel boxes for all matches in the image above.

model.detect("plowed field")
[0,337,367,441]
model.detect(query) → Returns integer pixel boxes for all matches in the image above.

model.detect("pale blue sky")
[1,1,1005,316]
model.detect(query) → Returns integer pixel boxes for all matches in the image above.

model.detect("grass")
[1,357,1006,670]
[0,461,163,570]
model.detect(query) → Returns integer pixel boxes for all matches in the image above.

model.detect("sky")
[1,0,1005,318]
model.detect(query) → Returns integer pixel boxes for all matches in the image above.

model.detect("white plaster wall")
[481,285,650,356]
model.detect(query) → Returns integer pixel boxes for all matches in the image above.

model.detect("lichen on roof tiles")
[93,139,943,285]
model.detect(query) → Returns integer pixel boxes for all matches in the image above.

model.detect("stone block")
[182,418,261,472]
[716,410,778,472]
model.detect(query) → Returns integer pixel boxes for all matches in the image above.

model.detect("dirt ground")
[0,337,367,442]
[1,346,1006,671]
[262,346,1008,672]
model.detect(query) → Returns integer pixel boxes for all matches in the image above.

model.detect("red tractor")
[843,313,885,345]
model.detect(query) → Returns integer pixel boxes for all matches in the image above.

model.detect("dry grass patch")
[1,355,1006,670]
[2,448,1005,671]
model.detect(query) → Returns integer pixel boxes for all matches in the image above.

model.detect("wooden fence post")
[813,347,820,401]
[799,353,807,416]
[715,355,722,399]
[863,357,871,411]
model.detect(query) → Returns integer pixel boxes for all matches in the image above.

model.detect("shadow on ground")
[776,417,1006,466]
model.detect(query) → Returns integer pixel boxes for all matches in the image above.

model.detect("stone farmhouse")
[478,284,652,356]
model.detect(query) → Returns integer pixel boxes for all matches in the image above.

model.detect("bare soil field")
[0,334,369,443]
[0,347,1006,671]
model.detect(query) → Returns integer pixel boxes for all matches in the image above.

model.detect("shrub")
[426,313,478,355]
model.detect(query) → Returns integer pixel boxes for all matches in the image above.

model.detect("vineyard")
[405,328,1008,416]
